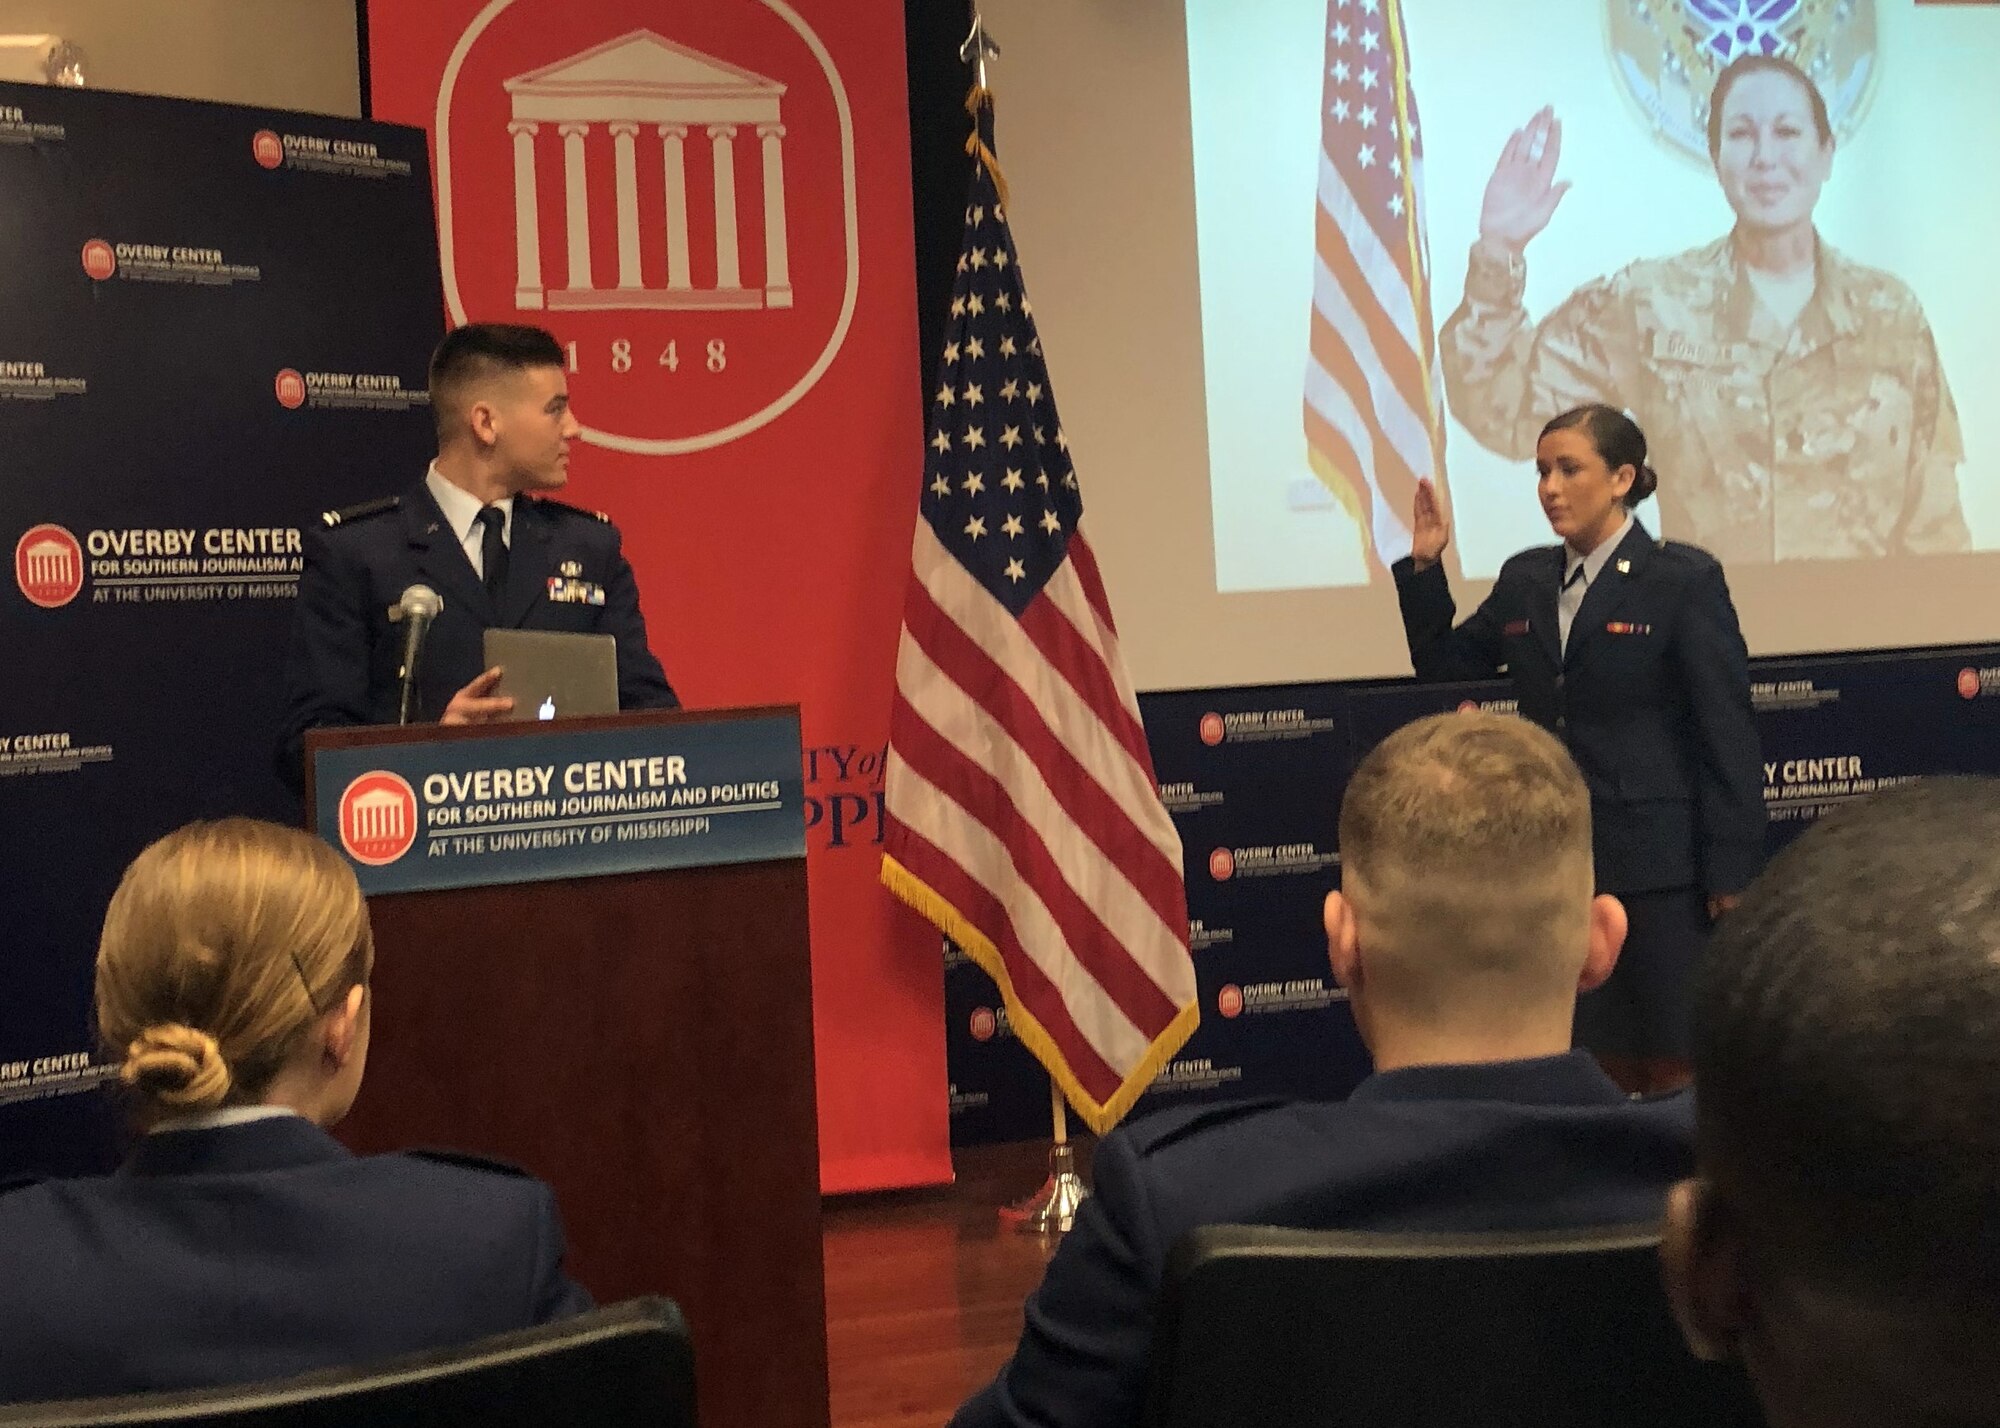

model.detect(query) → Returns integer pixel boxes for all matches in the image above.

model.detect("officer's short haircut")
[1706,54,1833,158]
[1694,777,2000,1307]
[1338,712,1594,1014]
[428,323,566,438]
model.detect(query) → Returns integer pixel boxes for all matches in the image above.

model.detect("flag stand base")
[998,1140,1089,1234]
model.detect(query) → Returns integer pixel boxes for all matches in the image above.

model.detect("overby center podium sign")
[310,708,805,893]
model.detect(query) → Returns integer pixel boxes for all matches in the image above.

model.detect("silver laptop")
[484,629,619,722]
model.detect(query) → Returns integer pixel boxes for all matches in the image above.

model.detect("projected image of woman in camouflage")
[1442,54,1969,564]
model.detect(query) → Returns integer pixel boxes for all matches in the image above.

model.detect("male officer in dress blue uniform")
[1662,780,2000,1428]
[951,713,1695,1428]
[277,324,677,788]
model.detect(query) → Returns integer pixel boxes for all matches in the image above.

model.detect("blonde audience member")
[0,818,590,1404]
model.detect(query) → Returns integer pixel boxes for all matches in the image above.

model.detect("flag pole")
[888,8,1193,1236]
[998,1076,1090,1234]
[951,4,1089,1241]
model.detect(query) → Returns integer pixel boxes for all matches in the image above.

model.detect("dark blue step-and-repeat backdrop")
[1,82,442,1176]
[948,644,2000,1146]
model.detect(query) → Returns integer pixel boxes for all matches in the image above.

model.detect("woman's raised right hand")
[1478,106,1570,253]
[1410,478,1450,569]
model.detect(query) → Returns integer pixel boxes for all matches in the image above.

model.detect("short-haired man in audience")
[1663,777,2000,1428]
[952,711,1695,1428]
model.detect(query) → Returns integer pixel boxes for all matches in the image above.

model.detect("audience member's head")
[1325,711,1624,1066]
[96,818,374,1128]
[1664,777,2000,1428]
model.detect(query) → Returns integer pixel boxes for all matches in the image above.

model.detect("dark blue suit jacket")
[0,1117,593,1404]
[1394,522,1764,895]
[276,480,678,787]
[951,1054,1694,1428]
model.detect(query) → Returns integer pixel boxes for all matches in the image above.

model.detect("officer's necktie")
[476,506,508,608]
[1558,560,1586,656]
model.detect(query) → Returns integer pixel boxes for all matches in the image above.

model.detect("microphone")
[387,584,443,725]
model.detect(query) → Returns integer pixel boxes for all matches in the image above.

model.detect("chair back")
[0,1298,695,1428]
[1145,1223,1762,1428]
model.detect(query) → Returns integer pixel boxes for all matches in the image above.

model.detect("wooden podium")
[305,707,826,1428]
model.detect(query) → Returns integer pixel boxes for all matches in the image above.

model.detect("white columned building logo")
[23,538,77,590]
[349,790,407,845]
[336,771,420,866]
[505,29,793,312]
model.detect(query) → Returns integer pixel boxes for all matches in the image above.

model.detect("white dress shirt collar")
[1564,510,1633,589]
[148,1105,303,1135]
[425,464,513,547]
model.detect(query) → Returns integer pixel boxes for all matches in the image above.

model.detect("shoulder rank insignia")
[531,496,612,524]
[320,495,400,529]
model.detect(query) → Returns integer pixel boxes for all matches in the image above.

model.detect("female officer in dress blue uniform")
[0,819,592,1404]
[1393,405,1765,1092]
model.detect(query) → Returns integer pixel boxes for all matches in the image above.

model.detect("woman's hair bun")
[1629,462,1660,506]
[122,1023,232,1111]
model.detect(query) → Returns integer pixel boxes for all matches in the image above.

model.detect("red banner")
[366,0,945,1192]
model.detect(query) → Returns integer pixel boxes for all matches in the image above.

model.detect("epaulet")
[402,1146,533,1179]
[1656,538,1720,569]
[530,496,612,524]
[1121,1095,1291,1157]
[319,495,401,529]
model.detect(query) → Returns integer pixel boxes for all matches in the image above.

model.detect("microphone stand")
[392,593,438,725]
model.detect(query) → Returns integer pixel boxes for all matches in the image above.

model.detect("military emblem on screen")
[1606,0,1878,161]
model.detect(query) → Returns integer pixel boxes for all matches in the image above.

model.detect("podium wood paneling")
[310,713,825,1428]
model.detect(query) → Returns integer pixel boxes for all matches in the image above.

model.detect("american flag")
[881,101,1198,1136]
[1307,0,1447,574]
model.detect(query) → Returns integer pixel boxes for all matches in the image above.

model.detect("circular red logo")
[1208,847,1236,881]
[252,130,284,169]
[337,771,420,866]
[1456,699,1481,713]
[1199,713,1225,746]
[1217,984,1244,1019]
[274,368,306,409]
[1957,668,1981,701]
[437,10,854,455]
[969,1007,997,1042]
[15,524,85,608]
[80,239,115,280]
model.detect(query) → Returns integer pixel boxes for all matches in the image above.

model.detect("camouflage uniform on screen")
[1441,233,1971,563]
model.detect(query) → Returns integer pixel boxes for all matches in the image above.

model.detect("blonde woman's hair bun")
[122,1023,232,1111]
[96,818,373,1122]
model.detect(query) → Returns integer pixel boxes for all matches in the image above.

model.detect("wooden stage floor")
[823,1140,1092,1428]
